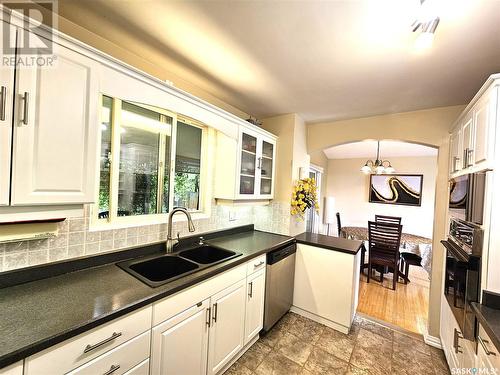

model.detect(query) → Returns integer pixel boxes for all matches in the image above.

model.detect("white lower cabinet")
[151,299,210,375]
[207,279,247,375]
[244,269,266,345]
[150,258,266,375]
[7,257,267,375]
[0,361,23,375]
[477,324,500,373]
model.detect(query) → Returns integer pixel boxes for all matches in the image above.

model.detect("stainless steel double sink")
[117,245,242,287]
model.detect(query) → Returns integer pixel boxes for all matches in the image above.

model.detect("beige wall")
[262,114,310,236]
[308,105,465,338]
[327,156,438,238]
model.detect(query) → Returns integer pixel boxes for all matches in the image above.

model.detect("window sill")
[88,211,210,232]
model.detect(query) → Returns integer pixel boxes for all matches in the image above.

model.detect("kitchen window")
[95,95,206,225]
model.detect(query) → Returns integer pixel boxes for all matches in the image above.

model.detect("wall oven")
[449,172,486,225]
[443,218,483,340]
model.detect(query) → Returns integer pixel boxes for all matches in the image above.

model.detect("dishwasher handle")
[267,243,296,265]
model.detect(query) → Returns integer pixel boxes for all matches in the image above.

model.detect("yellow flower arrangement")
[290,177,319,219]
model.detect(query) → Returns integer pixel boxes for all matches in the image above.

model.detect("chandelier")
[360,141,395,175]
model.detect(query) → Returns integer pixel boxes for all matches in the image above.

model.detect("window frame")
[90,95,210,230]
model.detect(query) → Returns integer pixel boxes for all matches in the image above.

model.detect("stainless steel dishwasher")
[263,242,297,332]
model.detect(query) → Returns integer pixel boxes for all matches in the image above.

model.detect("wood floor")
[357,265,430,335]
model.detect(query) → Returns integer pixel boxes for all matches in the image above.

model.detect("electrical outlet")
[229,210,237,221]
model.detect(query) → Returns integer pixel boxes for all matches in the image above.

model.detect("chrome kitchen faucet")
[166,207,195,253]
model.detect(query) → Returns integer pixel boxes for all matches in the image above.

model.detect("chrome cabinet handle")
[83,331,122,353]
[479,336,496,356]
[248,281,253,298]
[467,149,474,167]
[21,92,29,125]
[257,157,262,169]
[0,86,6,121]
[102,364,120,375]
[452,156,460,173]
[206,307,211,327]
[212,303,218,323]
[254,261,264,268]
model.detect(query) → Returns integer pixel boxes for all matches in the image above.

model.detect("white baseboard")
[423,332,443,349]
[290,305,350,334]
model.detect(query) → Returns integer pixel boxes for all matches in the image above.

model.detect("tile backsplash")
[0,201,291,272]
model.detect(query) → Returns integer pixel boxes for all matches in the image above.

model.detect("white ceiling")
[323,140,438,159]
[57,0,500,122]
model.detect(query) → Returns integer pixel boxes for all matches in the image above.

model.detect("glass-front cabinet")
[238,129,276,199]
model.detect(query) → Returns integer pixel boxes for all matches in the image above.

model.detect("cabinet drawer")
[25,306,152,375]
[478,325,500,371]
[67,331,150,375]
[247,255,266,275]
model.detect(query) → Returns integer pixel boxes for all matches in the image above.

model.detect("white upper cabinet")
[449,79,499,177]
[215,126,276,201]
[0,22,15,206]
[473,87,497,166]
[10,30,100,205]
[449,126,462,174]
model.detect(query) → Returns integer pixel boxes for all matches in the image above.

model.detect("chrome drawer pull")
[102,364,120,375]
[479,336,496,356]
[0,86,6,121]
[254,261,264,268]
[83,331,122,353]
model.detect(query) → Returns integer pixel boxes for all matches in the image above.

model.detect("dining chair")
[375,215,402,226]
[336,212,342,237]
[399,252,422,284]
[367,221,403,290]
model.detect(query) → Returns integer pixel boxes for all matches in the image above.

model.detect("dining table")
[340,226,433,275]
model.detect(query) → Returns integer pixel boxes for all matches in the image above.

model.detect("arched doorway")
[317,139,439,335]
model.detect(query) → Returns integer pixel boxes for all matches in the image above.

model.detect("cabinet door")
[244,269,266,345]
[0,23,16,206]
[11,31,99,205]
[238,130,258,196]
[473,88,497,166]
[449,128,461,174]
[151,299,210,375]
[258,138,275,198]
[461,114,474,169]
[208,279,246,375]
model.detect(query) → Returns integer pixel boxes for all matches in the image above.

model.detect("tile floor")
[225,313,450,375]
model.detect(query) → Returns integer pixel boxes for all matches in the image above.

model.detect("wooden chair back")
[375,215,402,226]
[336,212,342,237]
[368,221,403,262]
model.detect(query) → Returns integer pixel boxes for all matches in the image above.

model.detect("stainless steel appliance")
[443,220,483,341]
[263,243,296,332]
[449,172,486,225]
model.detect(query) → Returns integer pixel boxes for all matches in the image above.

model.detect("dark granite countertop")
[0,228,293,368]
[295,232,364,255]
[472,302,500,352]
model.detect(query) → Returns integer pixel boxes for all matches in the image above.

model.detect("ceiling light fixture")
[412,0,440,50]
[360,141,395,175]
